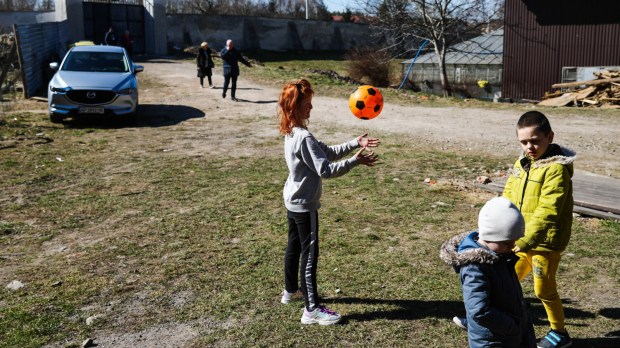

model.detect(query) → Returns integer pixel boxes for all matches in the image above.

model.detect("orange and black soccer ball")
[348,85,384,120]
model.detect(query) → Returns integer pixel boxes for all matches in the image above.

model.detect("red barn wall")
[502,0,620,100]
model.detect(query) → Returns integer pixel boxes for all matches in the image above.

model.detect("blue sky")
[323,0,356,13]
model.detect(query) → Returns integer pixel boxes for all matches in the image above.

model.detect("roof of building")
[402,28,503,66]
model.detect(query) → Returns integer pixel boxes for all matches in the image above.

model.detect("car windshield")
[62,51,129,73]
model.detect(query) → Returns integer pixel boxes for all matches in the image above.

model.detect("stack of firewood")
[539,70,620,108]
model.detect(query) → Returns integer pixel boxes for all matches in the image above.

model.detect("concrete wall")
[145,0,167,55]
[0,0,166,55]
[0,0,73,33]
[2,7,367,54]
[0,12,56,32]
[166,14,369,52]
[7,6,367,99]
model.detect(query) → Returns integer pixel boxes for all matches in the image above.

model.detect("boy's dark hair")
[517,111,552,135]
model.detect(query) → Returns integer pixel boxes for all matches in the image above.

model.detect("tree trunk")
[435,45,452,97]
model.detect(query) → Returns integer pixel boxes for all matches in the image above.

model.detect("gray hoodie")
[283,127,359,212]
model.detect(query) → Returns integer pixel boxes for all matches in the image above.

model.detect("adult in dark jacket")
[104,27,117,46]
[120,30,134,58]
[196,42,215,88]
[219,39,252,101]
[440,197,536,348]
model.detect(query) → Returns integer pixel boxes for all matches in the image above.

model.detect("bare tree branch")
[365,0,503,96]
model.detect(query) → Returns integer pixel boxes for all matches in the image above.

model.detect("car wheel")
[49,113,63,123]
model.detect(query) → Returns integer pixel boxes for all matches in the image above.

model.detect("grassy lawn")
[1,55,619,347]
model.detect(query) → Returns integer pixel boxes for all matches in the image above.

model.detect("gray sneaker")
[280,289,303,304]
[452,316,467,330]
[301,305,341,325]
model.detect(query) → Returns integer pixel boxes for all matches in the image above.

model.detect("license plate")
[78,107,104,114]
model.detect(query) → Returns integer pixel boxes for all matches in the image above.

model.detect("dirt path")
[138,58,619,178]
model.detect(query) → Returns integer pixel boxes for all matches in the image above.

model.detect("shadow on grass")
[525,297,596,327]
[328,297,618,346]
[60,104,204,129]
[599,307,620,319]
[526,299,620,347]
[136,104,205,127]
[232,98,277,104]
[207,85,276,104]
[578,307,620,347]
[572,337,620,348]
[326,297,600,324]
[323,297,464,322]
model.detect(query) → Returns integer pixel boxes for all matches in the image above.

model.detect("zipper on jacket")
[518,157,531,211]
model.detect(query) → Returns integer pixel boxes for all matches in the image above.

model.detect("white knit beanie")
[478,197,525,242]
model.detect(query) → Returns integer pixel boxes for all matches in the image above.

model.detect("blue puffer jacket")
[440,231,536,348]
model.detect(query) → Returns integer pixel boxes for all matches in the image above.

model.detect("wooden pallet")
[476,170,620,221]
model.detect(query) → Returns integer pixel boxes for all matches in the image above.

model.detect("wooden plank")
[573,86,597,100]
[580,98,599,105]
[475,170,620,221]
[538,93,575,107]
[572,206,620,221]
[475,182,504,194]
[572,171,620,214]
[551,77,620,89]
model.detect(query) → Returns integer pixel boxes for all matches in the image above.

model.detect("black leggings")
[284,210,320,311]
[200,76,212,87]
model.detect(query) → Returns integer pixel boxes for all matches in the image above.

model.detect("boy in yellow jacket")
[503,111,575,348]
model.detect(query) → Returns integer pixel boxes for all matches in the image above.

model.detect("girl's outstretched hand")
[357,133,380,148]
[355,147,379,166]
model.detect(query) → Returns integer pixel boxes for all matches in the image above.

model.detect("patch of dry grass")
[1,99,619,347]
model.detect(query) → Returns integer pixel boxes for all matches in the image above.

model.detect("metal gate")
[82,0,145,55]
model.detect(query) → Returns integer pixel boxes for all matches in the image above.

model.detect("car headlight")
[117,88,135,95]
[50,86,69,93]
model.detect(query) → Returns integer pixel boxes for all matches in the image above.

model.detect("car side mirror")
[133,65,144,74]
[49,62,59,71]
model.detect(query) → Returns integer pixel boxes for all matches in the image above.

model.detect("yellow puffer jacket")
[502,144,576,252]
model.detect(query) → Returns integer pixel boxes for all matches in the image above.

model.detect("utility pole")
[305,0,308,19]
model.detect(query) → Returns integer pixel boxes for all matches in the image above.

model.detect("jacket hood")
[439,231,500,271]
[520,144,576,168]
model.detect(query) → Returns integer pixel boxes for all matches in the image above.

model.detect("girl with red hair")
[277,79,380,325]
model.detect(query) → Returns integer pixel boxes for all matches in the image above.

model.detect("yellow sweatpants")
[515,250,565,331]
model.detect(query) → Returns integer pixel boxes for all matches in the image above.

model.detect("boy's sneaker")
[280,289,303,304]
[537,329,572,348]
[301,305,341,325]
[452,316,468,330]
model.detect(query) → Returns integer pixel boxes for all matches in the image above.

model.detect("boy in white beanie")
[440,197,536,348]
